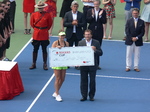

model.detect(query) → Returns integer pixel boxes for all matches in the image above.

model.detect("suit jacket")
[78,39,103,70]
[125,17,145,46]
[63,11,85,39]
[86,8,106,39]
[124,0,141,11]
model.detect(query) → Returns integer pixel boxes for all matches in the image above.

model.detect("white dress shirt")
[72,11,78,33]
[86,39,92,46]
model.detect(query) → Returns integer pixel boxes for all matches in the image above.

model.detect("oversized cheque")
[49,46,94,67]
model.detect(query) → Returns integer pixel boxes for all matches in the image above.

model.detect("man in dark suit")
[86,0,106,69]
[123,0,141,40]
[125,8,145,72]
[78,29,103,101]
[63,1,85,47]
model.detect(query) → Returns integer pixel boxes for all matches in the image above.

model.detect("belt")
[34,26,48,29]
[84,5,94,8]
[131,6,134,8]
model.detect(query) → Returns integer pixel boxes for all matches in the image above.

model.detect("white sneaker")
[55,95,62,102]
[52,92,57,98]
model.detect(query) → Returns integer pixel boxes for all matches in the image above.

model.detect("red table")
[0,61,24,100]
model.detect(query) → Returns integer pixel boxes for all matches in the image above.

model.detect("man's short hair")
[84,29,93,35]
[93,0,101,4]
[132,8,139,13]
[71,1,79,7]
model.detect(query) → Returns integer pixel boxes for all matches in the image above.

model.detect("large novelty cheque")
[49,46,94,67]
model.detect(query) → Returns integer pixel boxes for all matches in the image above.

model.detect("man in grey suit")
[63,1,85,47]
[78,29,103,101]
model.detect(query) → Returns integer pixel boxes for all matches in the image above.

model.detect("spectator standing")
[59,0,73,31]
[123,0,141,40]
[140,0,150,42]
[86,0,106,69]
[29,1,52,70]
[102,0,116,39]
[125,8,145,72]
[0,9,5,60]
[9,0,16,33]
[44,0,57,36]
[63,1,85,47]
[81,0,94,31]
[23,0,35,34]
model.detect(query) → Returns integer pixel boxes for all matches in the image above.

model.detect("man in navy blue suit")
[125,8,145,72]
[123,0,141,40]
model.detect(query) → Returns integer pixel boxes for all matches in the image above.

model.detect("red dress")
[23,0,35,13]
[44,0,57,18]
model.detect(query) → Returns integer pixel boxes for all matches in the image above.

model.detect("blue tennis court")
[0,37,150,112]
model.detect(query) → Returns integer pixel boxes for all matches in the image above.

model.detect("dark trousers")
[67,33,81,47]
[80,67,97,98]
[83,6,93,31]
[10,1,16,30]
[32,40,50,54]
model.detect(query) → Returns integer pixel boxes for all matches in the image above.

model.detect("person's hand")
[2,38,7,44]
[132,37,137,42]
[72,20,78,25]
[57,46,62,49]
[91,46,96,51]
[99,10,103,16]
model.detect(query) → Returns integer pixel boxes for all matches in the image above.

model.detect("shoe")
[97,66,101,70]
[134,68,140,72]
[108,37,112,40]
[28,29,31,34]
[24,29,28,34]
[103,36,107,39]
[2,57,11,61]
[75,67,80,70]
[29,64,36,69]
[145,38,148,42]
[125,68,130,72]
[123,36,126,41]
[80,97,87,101]
[55,95,62,102]
[89,98,95,101]
[43,64,48,70]
[52,92,57,98]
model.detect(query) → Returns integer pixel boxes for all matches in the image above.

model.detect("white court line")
[25,73,55,112]
[12,38,32,62]
[66,73,150,81]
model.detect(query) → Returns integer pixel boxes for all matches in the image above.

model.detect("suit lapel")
[70,11,73,21]
[83,40,87,46]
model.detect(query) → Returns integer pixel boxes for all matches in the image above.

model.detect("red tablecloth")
[0,63,24,100]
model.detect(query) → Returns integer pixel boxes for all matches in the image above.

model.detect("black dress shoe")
[97,66,101,70]
[75,67,80,70]
[80,98,87,101]
[89,98,94,101]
